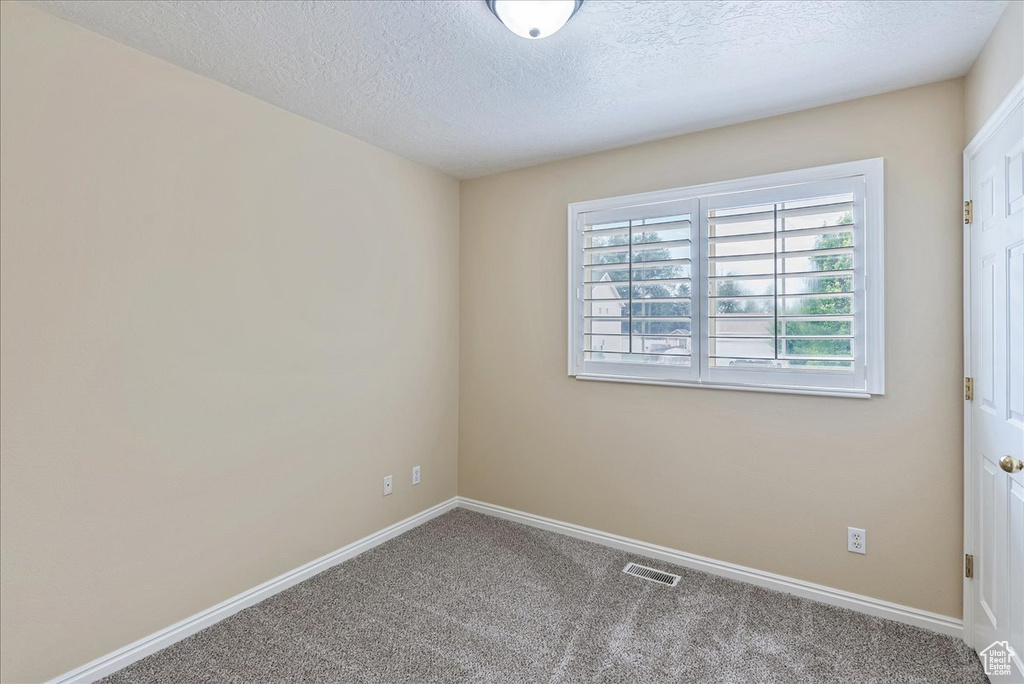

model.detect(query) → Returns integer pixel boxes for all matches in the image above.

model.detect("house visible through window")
[568,159,884,396]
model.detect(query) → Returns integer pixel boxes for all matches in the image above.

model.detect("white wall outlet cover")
[412,466,421,485]
[847,527,866,554]
[383,475,393,496]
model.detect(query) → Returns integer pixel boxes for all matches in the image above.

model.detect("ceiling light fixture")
[486,0,584,40]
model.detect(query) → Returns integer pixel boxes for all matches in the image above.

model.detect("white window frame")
[567,158,885,398]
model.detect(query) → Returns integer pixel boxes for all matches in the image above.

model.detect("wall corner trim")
[457,497,963,639]
[47,497,459,684]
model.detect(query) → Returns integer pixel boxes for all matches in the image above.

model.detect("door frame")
[962,76,1024,648]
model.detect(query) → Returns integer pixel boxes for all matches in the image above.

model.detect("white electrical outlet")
[383,475,393,497]
[847,527,866,554]
[412,465,421,485]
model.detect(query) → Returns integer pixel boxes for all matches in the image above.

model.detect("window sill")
[572,373,874,399]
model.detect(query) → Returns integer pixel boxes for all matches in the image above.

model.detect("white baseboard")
[48,497,459,684]
[457,497,963,638]
[49,493,961,683]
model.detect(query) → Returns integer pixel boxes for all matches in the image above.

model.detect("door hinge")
[964,200,973,225]
[964,377,974,401]
[965,553,974,579]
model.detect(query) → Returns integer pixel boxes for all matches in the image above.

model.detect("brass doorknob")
[1000,456,1024,473]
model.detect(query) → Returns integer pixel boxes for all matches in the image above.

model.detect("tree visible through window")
[782,212,854,365]
[569,159,884,395]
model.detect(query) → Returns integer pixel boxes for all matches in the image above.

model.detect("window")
[568,159,884,397]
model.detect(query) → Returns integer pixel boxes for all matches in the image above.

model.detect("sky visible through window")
[583,193,854,371]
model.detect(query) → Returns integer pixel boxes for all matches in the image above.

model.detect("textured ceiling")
[28,0,1008,178]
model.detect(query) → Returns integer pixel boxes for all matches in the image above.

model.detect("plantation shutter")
[701,177,869,391]
[568,159,884,396]
[573,198,700,383]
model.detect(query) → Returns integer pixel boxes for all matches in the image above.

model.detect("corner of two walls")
[459,0,1024,616]
[964,0,1024,145]
[459,0,1024,607]
[5,0,1023,680]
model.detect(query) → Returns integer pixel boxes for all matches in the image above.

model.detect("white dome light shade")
[487,0,584,40]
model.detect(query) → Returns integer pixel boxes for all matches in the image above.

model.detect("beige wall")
[460,80,966,618]
[2,0,1000,680]
[0,3,459,682]
[965,0,1023,142]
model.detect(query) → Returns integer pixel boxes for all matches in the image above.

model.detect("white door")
[967,94,1024,682]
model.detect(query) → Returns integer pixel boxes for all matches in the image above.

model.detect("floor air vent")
[623,562,680,587]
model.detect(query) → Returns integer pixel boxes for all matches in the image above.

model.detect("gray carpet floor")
[101,509,988,683]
